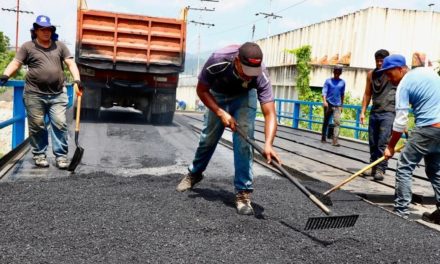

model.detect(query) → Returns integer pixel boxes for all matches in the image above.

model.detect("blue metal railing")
[0,80,73,151]
[273,99,369,140]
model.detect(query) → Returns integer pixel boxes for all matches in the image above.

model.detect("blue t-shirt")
[322,78,345,106]
[198,45,274,104]
[396,67,440,127]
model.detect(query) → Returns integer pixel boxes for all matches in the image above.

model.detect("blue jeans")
[189,89,257,192]
[394,126,440,215]
[23,91,69,158]
[368,111,395,172]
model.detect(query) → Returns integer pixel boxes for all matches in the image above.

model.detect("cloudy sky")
[1,0,438,55]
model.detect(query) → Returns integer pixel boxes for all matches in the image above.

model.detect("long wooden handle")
[74,83,82,132]
[235,125,331,215]
[323,144,405,196]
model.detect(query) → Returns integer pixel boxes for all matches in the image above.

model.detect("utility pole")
[426,3,435,67]
[1,0,34,52]
[255,0,282,39]
[187,2,216,75]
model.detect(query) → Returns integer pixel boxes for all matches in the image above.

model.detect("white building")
[256,6,440,99]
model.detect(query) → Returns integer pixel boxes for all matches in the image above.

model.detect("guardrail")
[273,99,369,140]
[0,80,73,152]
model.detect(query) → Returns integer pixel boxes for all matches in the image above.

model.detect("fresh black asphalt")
[1,111,439,263]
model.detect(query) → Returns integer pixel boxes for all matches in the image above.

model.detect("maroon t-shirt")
[15,40,73,95]
[198,45,274,104]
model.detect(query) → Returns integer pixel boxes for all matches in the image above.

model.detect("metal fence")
[0,80,74,151]
[273,98,368,140]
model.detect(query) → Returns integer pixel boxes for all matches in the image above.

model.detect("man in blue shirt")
[175,42,281,215]
[321,65,346,146]
[382,54,440,224]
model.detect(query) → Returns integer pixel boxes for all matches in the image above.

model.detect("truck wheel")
[151,112,174,125]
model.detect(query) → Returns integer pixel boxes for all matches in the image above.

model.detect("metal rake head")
[304,214,359,230]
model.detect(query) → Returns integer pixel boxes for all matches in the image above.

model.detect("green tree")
[0,31,25,82]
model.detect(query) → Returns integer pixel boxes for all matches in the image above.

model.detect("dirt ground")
[0,89,13,156]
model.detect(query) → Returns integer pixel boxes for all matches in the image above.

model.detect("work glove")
[0,75,9,86]
[73,80,84,96]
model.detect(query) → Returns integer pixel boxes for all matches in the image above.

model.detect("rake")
[235,124,358,230]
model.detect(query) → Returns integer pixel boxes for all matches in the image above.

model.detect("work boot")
[374,170,385,181]
[176,172,203,192]
[363,167,376,176]
[33,154,49,168]
[56,157,69,170]
[422,209,440,224]
[235,190,254,215]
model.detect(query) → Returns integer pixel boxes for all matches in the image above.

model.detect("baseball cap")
[238,42,263,77]
[33,15,56,31]
[377,54,407,73]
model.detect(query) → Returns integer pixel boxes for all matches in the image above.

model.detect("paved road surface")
[1,110,439,263]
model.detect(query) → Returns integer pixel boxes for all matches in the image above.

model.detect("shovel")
[323,144,405,196]
[68,84,84,172]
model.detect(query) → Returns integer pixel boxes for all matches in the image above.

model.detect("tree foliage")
[0,32,25,81]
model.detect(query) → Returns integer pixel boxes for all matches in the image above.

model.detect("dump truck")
[75,0,187,123]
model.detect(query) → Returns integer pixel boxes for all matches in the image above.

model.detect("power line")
[1,8,33,14]
[189,20,215,27]
[187,0,218,74]
[205,0,308,38]
[1,1,35,52]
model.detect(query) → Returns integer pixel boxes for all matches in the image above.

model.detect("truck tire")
[151,112,174,125]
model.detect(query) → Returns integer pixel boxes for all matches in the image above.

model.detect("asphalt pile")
[1,171,439,263]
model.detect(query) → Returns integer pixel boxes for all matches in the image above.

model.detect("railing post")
[355,107,361,139]
[293,102,300,129]
[12,84,25,148]
[308,104,313,130]
[277,100,282,124]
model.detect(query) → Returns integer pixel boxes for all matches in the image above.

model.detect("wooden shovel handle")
[74,83,82,132]
[323,144,405,196]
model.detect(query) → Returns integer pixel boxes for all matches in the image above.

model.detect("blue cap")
[377,54,406,73]
[33,15,56,31]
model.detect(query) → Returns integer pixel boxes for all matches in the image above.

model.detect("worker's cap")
[238,42,263,77]
[377,54,407,73]
[33,15,56,31]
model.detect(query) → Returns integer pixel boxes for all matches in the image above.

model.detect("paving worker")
[176,42,281,215]
[321,65,345,146]
[360,49,396,181]
[0,15,83,169]
[381,54,440,223]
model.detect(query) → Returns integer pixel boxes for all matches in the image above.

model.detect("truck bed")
[76,9,186,73]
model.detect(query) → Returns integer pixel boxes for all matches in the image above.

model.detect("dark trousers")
[321,104,341,142]
[368,111,395,172]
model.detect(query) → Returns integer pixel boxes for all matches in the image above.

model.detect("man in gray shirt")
[1,15,83,169]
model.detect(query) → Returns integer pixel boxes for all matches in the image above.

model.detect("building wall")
[176,75,199,110]
[257,7,440,100]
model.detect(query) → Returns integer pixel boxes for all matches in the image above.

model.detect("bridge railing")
[272,98,369,140]
[0,80,73,155]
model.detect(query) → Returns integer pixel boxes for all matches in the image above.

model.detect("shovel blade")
[68,146,84,172]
